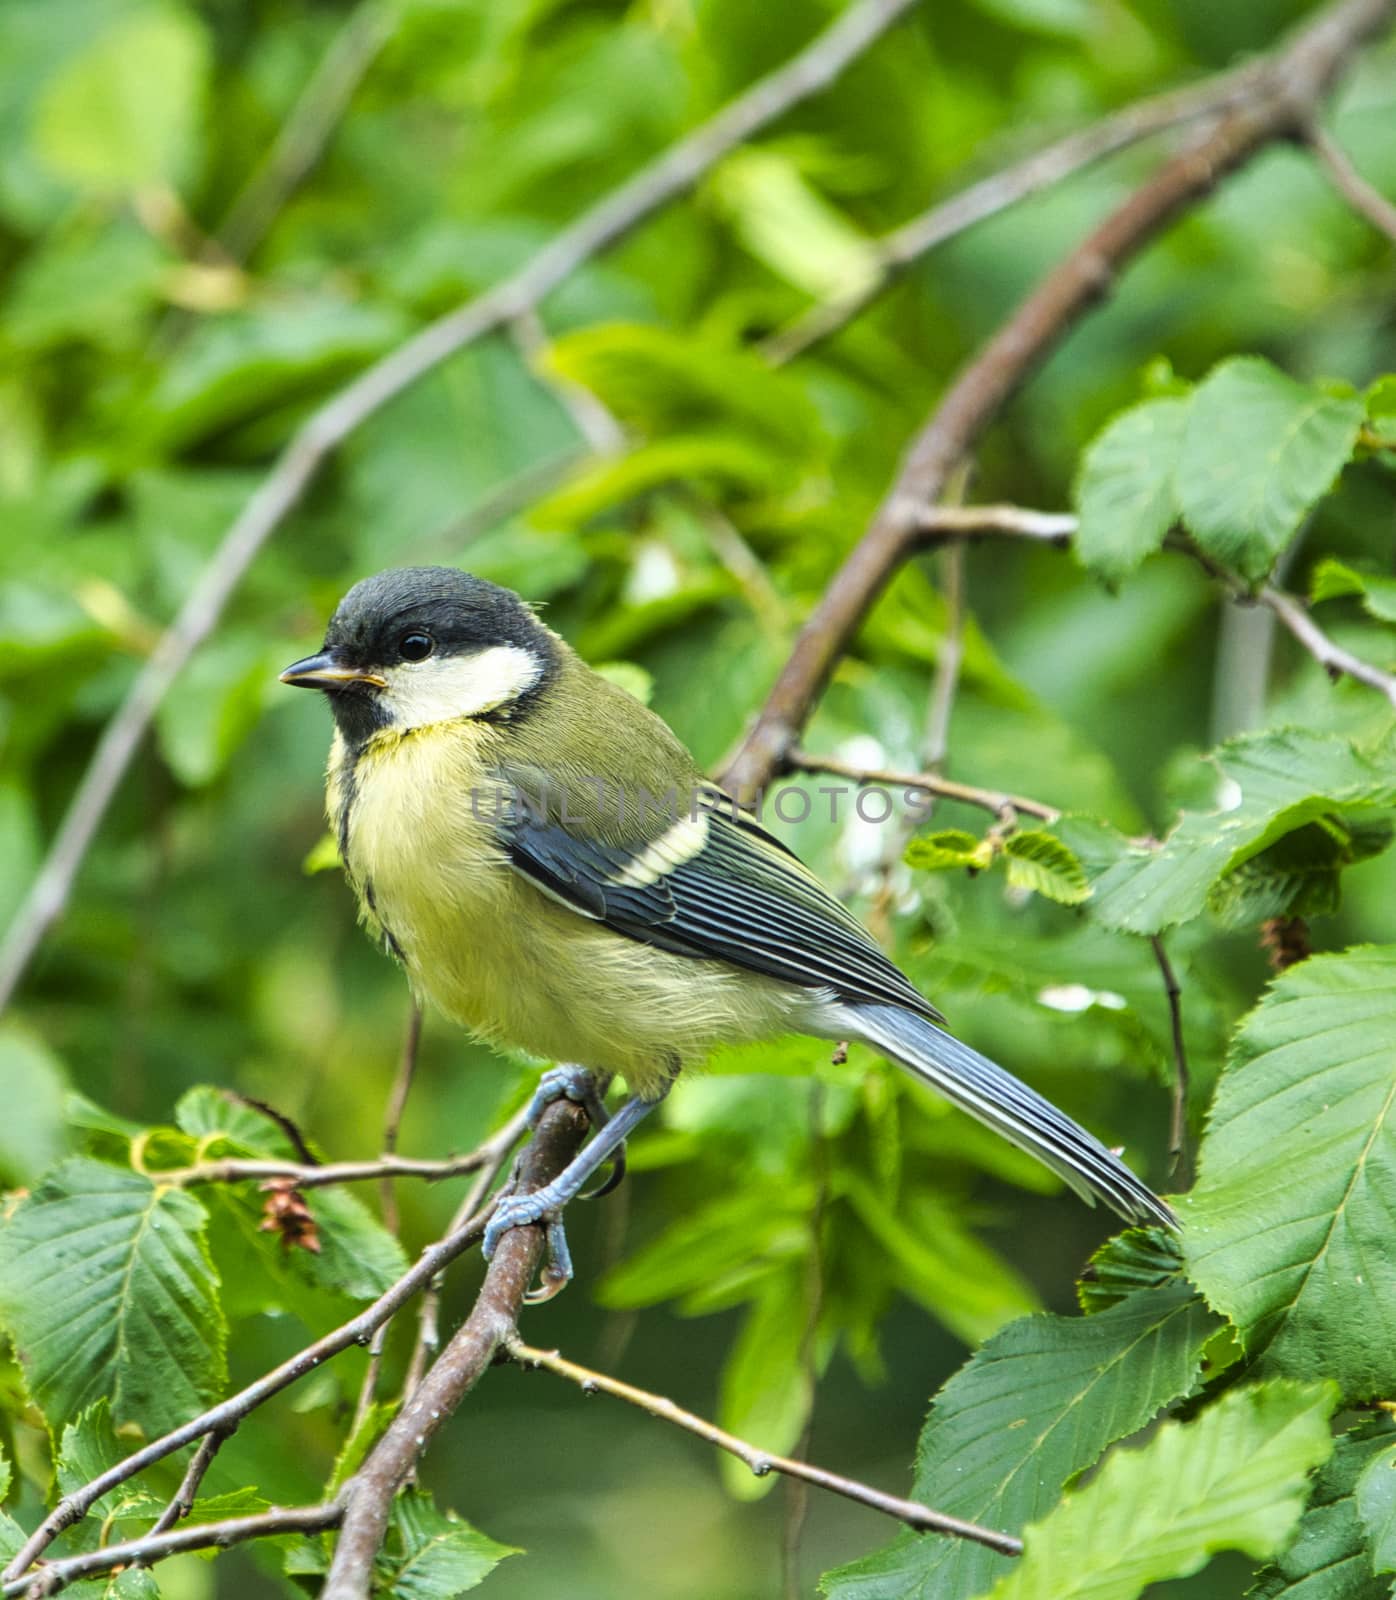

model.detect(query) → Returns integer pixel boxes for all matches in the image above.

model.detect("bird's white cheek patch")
[381,646,542,728]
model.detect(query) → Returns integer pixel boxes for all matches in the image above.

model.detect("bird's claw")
[482,1184,574,1295]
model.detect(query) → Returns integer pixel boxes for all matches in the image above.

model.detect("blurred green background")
[2,0,1396,1595]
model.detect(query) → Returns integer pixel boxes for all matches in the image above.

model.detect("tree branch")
[217,0,395,263]
[760,57,1271,363]
[0,0,918,1018]
[1307,123,1396,243]
[3,1503,343,1599]
[322,1099,593,1599]
[722,0,1396,798]
[788,748,1061,824]
[505,1339,1023,1555]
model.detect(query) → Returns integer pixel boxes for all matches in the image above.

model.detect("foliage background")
[2,0,1396,1596]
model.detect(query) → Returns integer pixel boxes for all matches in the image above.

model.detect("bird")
[280,566,1174,1280]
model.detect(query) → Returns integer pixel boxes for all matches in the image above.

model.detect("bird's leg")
[523,1063,623,1198]
[482,1084,669,1292]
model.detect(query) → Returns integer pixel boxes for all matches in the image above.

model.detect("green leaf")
[0,1158,226,1437]
[1252,1419,1396,1598]
[718,1267,813,1501]
[905,830,994,872]
[375,1490,517,1597]
[821,1283,1216,1600]
[0,1022,69,1185]
[1311,557,1396,624]
[1356,1440,1396,1577]
[1090,728,1396,934]
[1073,396,1189,585]
[710,149,880,301]
[155,631,275,787]
[308,1186,409,1301]
[1176,357,1364,583]
[0,1443,24,1565]
[1002,831,1089,905]
[967,0,1093,35]
[983,1381,1338,1600]
[1183,947,1396,1401]
[545,322,821,457]
[843,1176,1039,1346]
[173,1087,407,1300]
[1077,1227,1184,1315]
[1366,375,1396,443]
[33,7,209,192]
[533,433,788,526]
[56,1401,162,1546]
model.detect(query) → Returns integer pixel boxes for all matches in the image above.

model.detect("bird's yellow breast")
[327,723,802,1095]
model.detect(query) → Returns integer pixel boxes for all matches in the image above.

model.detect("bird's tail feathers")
[844,1004,1175,1229]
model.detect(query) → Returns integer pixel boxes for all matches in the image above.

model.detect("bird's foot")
[480,1091,664,1296]
[482,1180,575,1299]
[525,1064,610,1131]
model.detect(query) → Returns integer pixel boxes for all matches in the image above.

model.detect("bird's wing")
[498,790,942,1021]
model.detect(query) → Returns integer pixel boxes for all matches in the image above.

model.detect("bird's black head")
[280,567,556,746]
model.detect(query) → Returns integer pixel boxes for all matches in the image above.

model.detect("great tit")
[281,567,1173,1272]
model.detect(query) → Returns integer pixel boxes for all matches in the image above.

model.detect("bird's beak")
[279,651,387,690]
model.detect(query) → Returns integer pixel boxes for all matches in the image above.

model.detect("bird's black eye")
[399,631,434,662]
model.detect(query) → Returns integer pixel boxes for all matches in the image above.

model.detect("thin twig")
[353,999,425,1431]
[142,1428,230,1544]
[403,1101,534,1398]
[159,1150,499,1190]
[760,58,1272,362]
[4,1503,343,1599]
[506,1339,1022,1555]
[789,749,1061,823]
[1151,936,1192,1187]
[323,1099,594,1599]
[723,0,1396,798]
[0,0,919,1018]
[1307,124,1396,243]
[915,504,1078,545]
[1260,580,1396,707]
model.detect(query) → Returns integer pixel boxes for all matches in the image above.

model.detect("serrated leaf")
[1073,396,1189,584]
[1090,729,1396,934]
[1235,1417,1396,1598]
[905,830,993,872]
[1356,1440,1396,1577]
[174,1086,297,1156]
[1078,1227,1183,1314]
[0,1159,226,1437]
[821,1283,1215,1600]
[376,1490,517,1597]
[56,1401,162,1546]
[983,1381,1338,1600]
[1002,831,1089,905]
[1183,948,1396,1401]
[1176,357,1364,583]
[308,1186,409,1300]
